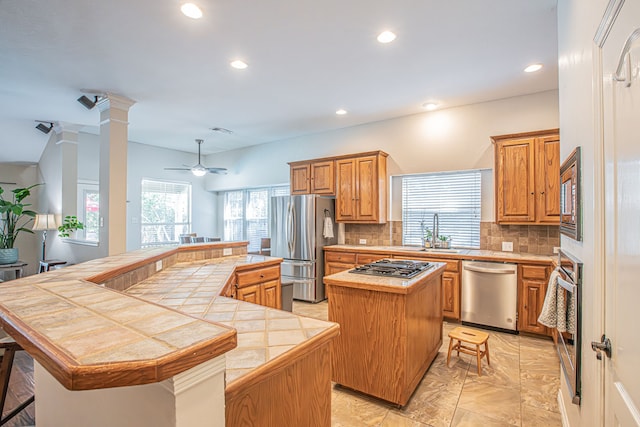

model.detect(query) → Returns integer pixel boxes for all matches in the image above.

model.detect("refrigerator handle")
[290,202,297,254]
[287,201,294,254]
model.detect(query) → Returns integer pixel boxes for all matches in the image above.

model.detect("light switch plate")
[502,241,514,252]
[553,246,560,254]
[359,239,367,245]
[155,260,163,271]
[223,248,232,256]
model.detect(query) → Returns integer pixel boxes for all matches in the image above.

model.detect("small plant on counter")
[57,215,84,238]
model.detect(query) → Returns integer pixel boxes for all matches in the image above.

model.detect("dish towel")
[323,216,334,239]
[538,269,572,333]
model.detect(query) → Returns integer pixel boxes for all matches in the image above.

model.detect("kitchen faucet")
[432,213,439,248]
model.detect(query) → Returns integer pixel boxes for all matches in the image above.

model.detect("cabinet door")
[261,280,281,309]
[311,161,335,195]
[291,164,310,195]
[535,135,560,223]
[495,138,536,223]
[335,159,356,221]
[518,279,548,334]
[442,272,460,320]
[237,283,261,305]
[355,155,379,222]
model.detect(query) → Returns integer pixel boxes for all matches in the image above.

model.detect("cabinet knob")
[530,192,534,195]
[540,191,545,195]
[260,274,265,278]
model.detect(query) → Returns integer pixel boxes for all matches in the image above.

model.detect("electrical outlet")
[502,241,514,252]
[359,239,367,245]
[155,260,163,271]
[553,246,561,254]
[223,248,232,256]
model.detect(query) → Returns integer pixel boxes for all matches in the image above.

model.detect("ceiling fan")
[164,139,227,176]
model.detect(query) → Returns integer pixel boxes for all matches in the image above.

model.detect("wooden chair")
[446,326,491,376]
[0,337,34,425]
[259,238,271,256]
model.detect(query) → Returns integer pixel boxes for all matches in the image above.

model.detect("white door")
[600,1,640,425]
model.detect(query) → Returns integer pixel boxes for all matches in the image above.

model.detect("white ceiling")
[0,0,558,164]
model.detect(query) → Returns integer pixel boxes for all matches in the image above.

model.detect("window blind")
[402,170,481,248]
[141,179,192,246]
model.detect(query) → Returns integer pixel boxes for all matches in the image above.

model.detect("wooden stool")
[446,326,491,376]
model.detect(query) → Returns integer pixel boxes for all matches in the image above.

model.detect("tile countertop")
[325,245,555,265]
[323,262,446,294]
[123,256,338,387]
[0,244,338,392]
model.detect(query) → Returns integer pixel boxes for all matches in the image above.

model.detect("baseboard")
[558,390,571,427]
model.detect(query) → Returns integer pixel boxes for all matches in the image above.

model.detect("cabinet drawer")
[356,253,390,265]
[237,266,280,287]
[325,252,357,263]
[521,265,548,280]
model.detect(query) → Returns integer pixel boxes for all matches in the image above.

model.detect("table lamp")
[32,214,57,261]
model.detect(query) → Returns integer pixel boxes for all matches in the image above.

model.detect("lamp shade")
[32,214,58,231]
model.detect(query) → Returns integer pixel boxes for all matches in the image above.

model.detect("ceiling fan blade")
[164,167,190,171]
[206,167,228,175]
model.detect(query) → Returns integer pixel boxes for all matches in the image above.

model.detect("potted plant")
[57,215,84,238]
[0,184,39,264]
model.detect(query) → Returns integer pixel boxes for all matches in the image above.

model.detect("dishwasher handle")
[463,264,516,274]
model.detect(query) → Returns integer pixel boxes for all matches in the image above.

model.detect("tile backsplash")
[343,221,559,256]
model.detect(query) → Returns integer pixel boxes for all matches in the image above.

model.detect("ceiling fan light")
[191,165,207,176]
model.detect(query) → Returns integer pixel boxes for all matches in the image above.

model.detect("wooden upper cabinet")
[289,160,335,195]
[492,129,560,224]
[335,152,388,223]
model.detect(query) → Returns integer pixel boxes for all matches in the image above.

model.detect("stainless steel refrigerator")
[270,195,337,303]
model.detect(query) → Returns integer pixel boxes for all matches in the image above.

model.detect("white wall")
[557,1,608,425]
[206,90,559,230]
[0,164,42,276]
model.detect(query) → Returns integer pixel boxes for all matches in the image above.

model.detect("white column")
[54,124,81,224]
[97,94,135,256]
[35,355,227,427]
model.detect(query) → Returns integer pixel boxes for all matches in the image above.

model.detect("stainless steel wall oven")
[556,249,583,405]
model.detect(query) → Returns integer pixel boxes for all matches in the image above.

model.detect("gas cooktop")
[349,259,434,279]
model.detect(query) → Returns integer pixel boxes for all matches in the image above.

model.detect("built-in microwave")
[556,249,583,405]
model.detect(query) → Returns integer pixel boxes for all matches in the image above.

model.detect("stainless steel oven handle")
[463,265,516,274]
[558,276,576,292]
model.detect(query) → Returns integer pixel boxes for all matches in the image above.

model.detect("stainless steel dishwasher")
[461,260,518,332]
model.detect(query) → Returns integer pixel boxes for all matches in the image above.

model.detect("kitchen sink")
[421,248,461,254]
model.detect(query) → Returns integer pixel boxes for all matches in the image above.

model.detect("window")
[402,170,481,248]
[141,179,191,246]
[77,181,99,242]
[223,185,289,252]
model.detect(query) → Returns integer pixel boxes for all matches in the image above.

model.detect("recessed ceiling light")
[336,109,347,115]
[524,63,543,73]
[422,103,438,111]
[181,3,203,19]
[377,31,397,44]
[230,60,248,70]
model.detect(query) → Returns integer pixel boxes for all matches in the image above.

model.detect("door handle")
[591,334,612,360]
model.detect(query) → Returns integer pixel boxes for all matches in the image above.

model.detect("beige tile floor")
[293,300,562,427]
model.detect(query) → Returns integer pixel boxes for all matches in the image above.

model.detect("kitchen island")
[324,261,445,407]
[0,242,339,427]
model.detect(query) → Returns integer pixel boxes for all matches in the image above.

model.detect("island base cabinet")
[328,274,442,406]
[35,356,226,427]
[226,344,332,427]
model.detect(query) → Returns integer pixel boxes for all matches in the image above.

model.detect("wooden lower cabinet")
[441,272,460,321]
[225,336,334,427]
[234,265,281,309]
[326,268,443,406]
[325,251,356,275]
[518,264,551,335]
